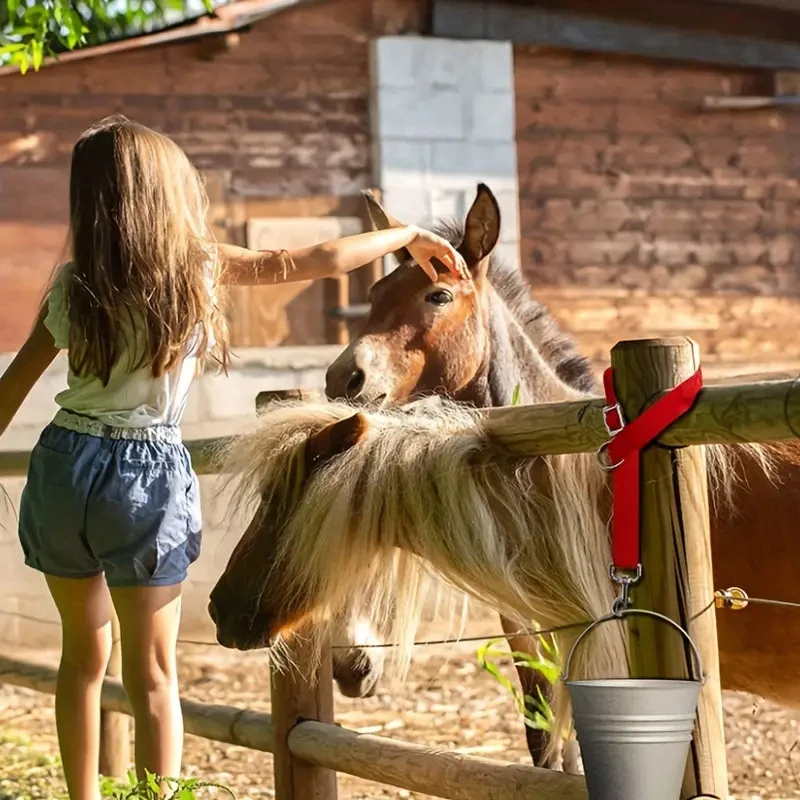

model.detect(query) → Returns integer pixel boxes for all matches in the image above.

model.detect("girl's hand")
[407,227,470,282]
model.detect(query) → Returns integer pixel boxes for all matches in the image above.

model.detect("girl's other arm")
[218,225,467,286]
[0,306,59,439]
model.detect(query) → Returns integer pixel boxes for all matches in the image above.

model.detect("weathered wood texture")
[290,720,589,800]
[0,0,379,351]
[611,337,727,798]
[480,376,800,456]
[514,46,800,370]
[271,637,338,799]
[0,654,276,751]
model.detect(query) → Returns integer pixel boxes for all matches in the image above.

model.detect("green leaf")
[0,43,27,55]
[511,383,521,406]
[12,49,30,74]
[30,39,43,70]
[146,771,162,794]
[23,5,47,24]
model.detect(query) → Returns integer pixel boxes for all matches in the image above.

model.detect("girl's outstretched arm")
[218,225,468,286]
[0,306,59,439]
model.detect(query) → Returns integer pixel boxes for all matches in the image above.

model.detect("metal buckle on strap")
[602,401,626,436]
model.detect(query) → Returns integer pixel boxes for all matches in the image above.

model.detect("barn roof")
[0,0,316,77]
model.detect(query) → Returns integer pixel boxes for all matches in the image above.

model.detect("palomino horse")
[318,183,800,762]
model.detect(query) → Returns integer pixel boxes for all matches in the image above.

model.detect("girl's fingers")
[418,259,438,282]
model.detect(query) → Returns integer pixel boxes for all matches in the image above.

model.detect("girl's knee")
[60,639,112,681]
[121,659,178,710]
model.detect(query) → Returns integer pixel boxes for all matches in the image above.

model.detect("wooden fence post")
[611,337,728,799]
[271,633,338,800]
[99,613,130,778]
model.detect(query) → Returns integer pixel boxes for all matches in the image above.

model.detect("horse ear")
[460,183,501,278]
[304,413,369,473]
[362,190,412,266]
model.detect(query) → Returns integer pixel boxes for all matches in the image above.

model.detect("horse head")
[326,184,501,405]
[208,409,387,697]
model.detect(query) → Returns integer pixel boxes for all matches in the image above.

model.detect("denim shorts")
[18,411,202,587]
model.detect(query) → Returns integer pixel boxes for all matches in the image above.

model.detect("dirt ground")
[1,613,798,800]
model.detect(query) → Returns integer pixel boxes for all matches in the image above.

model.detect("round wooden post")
[99,613,130,778]
[610,337,727,799]
[271,634,338,800]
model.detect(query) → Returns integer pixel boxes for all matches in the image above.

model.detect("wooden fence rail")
[1,374,797,478]
[0,654,586,800]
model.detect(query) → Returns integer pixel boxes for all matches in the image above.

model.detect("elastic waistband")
[53,409,182,445]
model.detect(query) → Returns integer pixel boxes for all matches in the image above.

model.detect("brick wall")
[0,0,375,351]
[515,46,800,372]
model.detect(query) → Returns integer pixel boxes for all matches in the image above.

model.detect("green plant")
[101,770,235,800]
[0,0,214,74]
[477,633,560,732]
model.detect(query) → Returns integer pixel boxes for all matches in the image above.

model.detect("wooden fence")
[1,336,796,799]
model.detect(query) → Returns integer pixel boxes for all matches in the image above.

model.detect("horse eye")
[425,289,453,306]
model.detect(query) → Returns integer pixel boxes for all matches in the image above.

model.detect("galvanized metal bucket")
[563,608,705,800]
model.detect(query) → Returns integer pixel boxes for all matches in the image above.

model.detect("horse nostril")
[345,368,366,399]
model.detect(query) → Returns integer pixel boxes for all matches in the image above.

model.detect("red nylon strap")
[602,366,704,571]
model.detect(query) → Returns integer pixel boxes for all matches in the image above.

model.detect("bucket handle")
[561,608,705,684]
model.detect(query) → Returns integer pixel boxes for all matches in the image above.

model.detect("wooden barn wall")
[0,0,426,352]
[514,46,800,373]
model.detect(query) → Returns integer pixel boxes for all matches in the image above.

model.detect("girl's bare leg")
[111,584,183,778]
[45,573,113,800]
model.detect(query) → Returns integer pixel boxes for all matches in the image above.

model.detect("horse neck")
[456,287,581,409]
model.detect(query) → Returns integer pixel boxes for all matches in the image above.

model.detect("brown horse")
[322,184,596,768]
[321,184,800,763]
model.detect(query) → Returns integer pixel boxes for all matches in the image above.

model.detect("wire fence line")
[1,591,797,651]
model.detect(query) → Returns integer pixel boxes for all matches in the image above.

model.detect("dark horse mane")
[433,220,597,394]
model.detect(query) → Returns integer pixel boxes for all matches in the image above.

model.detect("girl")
[0,115,466,800]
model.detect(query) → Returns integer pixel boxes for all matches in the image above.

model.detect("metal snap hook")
[596,441,623,472]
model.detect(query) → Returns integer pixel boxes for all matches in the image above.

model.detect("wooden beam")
[290,720,588,800]
[3,377,800,481]
[271,636,338,799]
[480,377,800,456]
[0,655,275,752]
[611,338,727,798]
[256,388,323,414]
[432,0,800,69]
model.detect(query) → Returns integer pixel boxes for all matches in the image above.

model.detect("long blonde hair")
[65,115,228,384]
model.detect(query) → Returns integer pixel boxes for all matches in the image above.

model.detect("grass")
[0,730,67,800]
[0,730,234,800]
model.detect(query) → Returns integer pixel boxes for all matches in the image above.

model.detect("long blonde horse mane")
[218,398,778,754]
[220,400,626,743]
